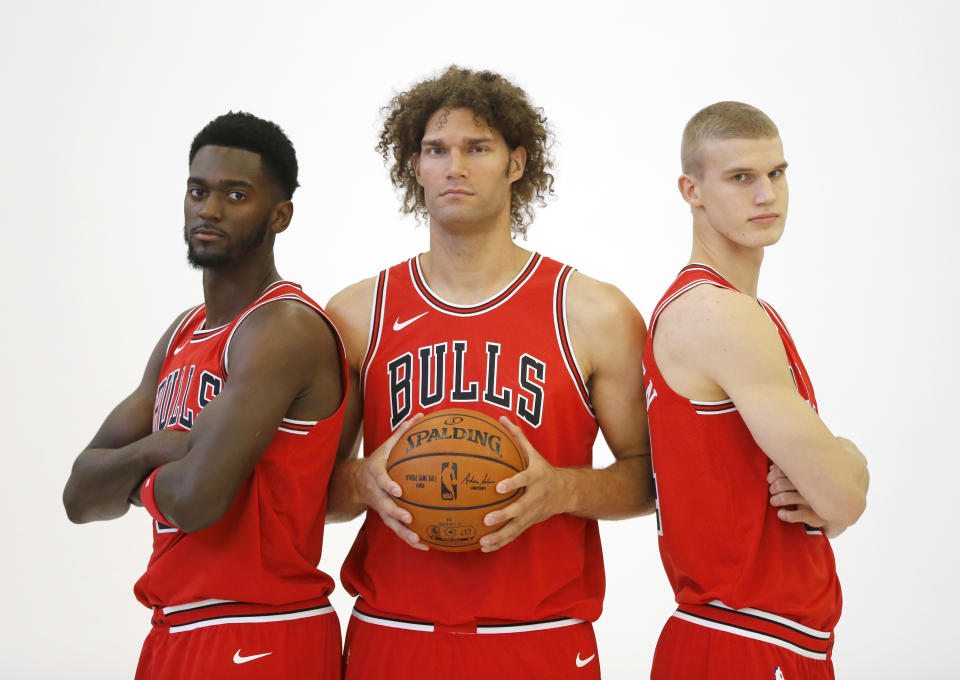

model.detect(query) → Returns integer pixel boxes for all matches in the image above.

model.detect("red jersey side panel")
[341,253,602,626]
[134,281,348,611]
[642,264,842,634]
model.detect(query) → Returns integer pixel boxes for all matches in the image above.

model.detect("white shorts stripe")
[352,609,584,635]
[351,610,434,632]
[162,598,235,615]
[672,611,827,661]
[169,604,335,634]
[707,600,831,639]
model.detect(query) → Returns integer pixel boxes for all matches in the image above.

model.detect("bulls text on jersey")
[385,341,546,429]
[153,364,222,432]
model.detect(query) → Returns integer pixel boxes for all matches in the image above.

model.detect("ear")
[508,145,527,183]
[270,200,294,234]
[678,174,702,208]
[412,153,423,187]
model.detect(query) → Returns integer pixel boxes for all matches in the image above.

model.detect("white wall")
[1,1,956,677]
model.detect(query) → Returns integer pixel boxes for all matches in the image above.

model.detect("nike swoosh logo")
[576,652,596,668]
[233,650,272,664]
[393,312,428,331]
[172,343,188,355]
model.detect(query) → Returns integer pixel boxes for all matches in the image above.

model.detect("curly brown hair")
[377,65,555,237]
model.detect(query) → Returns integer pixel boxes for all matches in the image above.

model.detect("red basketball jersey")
[340,253,603,625]
[643,264,842,634]
[134,281,348,617]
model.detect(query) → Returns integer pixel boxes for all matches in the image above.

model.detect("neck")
[201,253,281,327]
[689,220,764,298]
[421,220,530,305]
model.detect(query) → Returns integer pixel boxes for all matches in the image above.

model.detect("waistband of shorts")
[673,600,834,660]
[351,601,586,635]
[151,596,334,634]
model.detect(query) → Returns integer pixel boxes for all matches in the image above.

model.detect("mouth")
[440,189,473,198]
[748,213,780,224]
[190,224,226,242]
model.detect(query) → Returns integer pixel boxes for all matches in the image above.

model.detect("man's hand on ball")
[479,417,573,552]
[358,413,428,551]
[768,464,845,538]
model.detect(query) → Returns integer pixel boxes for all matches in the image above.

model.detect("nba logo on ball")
[387,408,527,551]
[441,462,458,500]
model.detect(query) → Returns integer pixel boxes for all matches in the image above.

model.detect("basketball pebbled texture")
[387,409,526,552]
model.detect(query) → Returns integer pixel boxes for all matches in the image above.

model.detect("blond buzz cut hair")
[681,101,780,177]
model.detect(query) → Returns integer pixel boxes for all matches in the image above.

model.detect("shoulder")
[655,284,780,364]
[564,271,646,377]
[230,298,338,368]
[565,271,645,337]
[326,276,380,366]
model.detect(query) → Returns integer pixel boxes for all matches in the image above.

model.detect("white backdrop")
[1,1,957,678]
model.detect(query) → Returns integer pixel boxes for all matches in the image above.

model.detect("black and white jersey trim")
[277,417,318,435]
[690,398,738,415]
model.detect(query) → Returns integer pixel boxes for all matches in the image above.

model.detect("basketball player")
[325,66,655,680]
[62,112,347,679]
[642,102,870,679]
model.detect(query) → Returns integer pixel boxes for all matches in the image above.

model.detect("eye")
[424,146,444,156]
[188,187,205,199]
[732,173,749,183]
[470,145,488,153]
[227,191,246,201]
[769,169,784,179]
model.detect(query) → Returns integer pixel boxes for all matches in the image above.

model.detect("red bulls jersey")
[643,264,842,640]
[341,253,603,626]
[134,280,348,619]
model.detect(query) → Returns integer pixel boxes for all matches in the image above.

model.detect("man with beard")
[63,112,347,679]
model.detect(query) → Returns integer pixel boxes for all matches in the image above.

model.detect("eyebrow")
[187,177,255,189]
[421,136,497,147]
[723,162,789,175]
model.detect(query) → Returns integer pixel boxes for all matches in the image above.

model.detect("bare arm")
[63,313,192,524]
[480,274,655,551]
[324,278,428,548]
[150,301,343,533]
[655,286,868,527]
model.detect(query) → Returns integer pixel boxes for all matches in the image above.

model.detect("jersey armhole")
[552,266,596,419]
[359,269,388,401]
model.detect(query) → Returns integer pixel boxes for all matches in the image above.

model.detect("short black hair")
[189,111,299,200]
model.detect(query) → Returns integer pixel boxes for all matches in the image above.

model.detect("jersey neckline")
[408,251,542,316]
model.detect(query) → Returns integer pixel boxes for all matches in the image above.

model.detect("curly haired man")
[326,66,655,680]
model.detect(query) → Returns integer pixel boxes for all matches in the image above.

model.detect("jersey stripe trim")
[277,416,318,435]
[553,266,595,417]
[168,604,335,634]
[409,252,542,316]
[352,606,585,634]
[690,399,738,415]
[360,269,388,401]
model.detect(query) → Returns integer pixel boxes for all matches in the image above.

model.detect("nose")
[446,149,467,179]
[198,193,222,221]
[755,177,775,205]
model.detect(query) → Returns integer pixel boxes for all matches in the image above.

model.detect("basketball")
[387,409,526,552]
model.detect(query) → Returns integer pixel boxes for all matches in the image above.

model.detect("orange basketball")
[387,408,526,552]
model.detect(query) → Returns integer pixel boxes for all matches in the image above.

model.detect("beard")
[185,217,271,270]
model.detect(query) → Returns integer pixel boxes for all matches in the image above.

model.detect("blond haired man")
[642,101,869,679]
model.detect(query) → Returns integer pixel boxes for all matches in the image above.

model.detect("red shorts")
[343,603,600,680]
[651,603,835,680]
[135,600,341,680]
